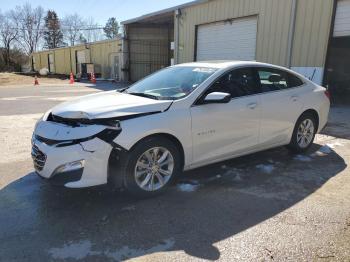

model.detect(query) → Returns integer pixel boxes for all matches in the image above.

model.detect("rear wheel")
[123,137,181,197]
[288,113,317,153]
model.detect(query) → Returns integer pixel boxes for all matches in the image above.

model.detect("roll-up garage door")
[196,16,257,61]
[334,0,350,37]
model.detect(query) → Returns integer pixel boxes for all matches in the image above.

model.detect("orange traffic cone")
[69,72,74,84]
[34,75,39,85]
[91,72,96,84]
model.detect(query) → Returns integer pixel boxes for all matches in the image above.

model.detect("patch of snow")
[312,145,333,156]
[327,141,344,149]
[294,155,313,162]
[48,240,98,260]
[318,145,332,154]
[256,164,275,174]
[177,183,199,192]
[105,239,175,261]
[221,165,227,169]
[232,173,243,182]
[48,239,175,261]
[121,205,136,212]
[222,168,244,182]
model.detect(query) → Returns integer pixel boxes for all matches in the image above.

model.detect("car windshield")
[124,66,217,100]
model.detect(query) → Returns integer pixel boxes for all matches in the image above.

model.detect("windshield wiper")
[117,88,128,93]
[127,92,159,100]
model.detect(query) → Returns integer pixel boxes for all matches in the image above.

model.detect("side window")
[208,68,260,99]
[257,68,288,92]
[287,73,304,88]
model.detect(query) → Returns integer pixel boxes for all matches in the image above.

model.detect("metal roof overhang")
[121,0,210,25]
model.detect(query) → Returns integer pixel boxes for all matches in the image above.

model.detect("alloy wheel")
[296,119,315,148]
[134,147,174,191]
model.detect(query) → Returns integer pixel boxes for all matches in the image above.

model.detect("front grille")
[31,145,47,171]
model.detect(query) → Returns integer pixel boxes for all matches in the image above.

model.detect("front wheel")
[123,137,181,197]
[288,113,317,153]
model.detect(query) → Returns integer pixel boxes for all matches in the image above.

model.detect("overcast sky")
[1,0,190,25]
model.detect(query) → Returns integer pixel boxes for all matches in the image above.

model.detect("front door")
[190,67,261,166]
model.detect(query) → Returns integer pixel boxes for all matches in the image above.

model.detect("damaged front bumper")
[32,118,121,188]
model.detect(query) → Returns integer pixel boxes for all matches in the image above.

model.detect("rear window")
[257,68,304,93]
[288,73,304,88]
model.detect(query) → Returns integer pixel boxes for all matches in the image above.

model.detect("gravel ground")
[0,83,350,261]
[0,72,72,86]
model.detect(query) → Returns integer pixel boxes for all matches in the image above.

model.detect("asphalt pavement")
[1,82,350,261]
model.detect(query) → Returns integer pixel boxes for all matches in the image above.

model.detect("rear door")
[256,67,305,147]
[190,67,262,166]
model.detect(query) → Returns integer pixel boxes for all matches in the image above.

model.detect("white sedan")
[32,61,330,197]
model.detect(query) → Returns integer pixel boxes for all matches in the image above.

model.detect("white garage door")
[196,17,257,61]
[334,0,350,37]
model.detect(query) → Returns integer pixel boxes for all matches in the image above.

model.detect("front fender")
[114,109,193,168]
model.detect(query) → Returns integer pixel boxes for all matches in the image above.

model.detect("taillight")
[324,90,331,100]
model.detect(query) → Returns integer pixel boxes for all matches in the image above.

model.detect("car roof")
[174,60,310,81]
[174,60,287,70]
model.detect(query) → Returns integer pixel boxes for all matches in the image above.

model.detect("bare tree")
[0,11,19,66]
[62,14,85,46]
[83,17,104,43]
[13,3,45,55]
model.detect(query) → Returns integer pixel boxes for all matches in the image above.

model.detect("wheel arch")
[107,132,186,188]
[299,109,320,131]
[129,133,185,169]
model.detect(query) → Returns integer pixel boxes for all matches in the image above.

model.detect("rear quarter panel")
[299,82,330,132]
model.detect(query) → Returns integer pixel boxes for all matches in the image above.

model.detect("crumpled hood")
[51,91,172,119]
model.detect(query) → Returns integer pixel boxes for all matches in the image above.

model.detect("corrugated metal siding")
[70,45,90,75]
[31,39,121,78]
[334,0,350,37]
[291,0,334,67]
[54,48,71,74]
[178,0,333,68]
[178,0,293,66]
[90,40,120,78]
[128,26,171,81]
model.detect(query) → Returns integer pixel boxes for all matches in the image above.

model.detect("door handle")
[247,102,257,109]
[290,95,299,102]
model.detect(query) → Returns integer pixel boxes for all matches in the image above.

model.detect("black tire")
[122,137,182,198]
[288,112,317,153]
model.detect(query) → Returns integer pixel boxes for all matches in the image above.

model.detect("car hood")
[51,91,173,120]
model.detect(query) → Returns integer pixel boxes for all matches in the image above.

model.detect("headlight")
[52,160,85,175]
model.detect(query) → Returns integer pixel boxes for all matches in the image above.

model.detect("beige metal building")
[31,39,122,80]
[121,0,350,102]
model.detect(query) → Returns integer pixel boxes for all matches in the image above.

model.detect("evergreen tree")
[103,17,119,39]
[43,10,63,49]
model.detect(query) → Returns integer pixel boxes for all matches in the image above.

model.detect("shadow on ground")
[0,143,346,261]
[322,105,350,140]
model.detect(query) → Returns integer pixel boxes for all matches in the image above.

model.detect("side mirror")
[203,92,231,104]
